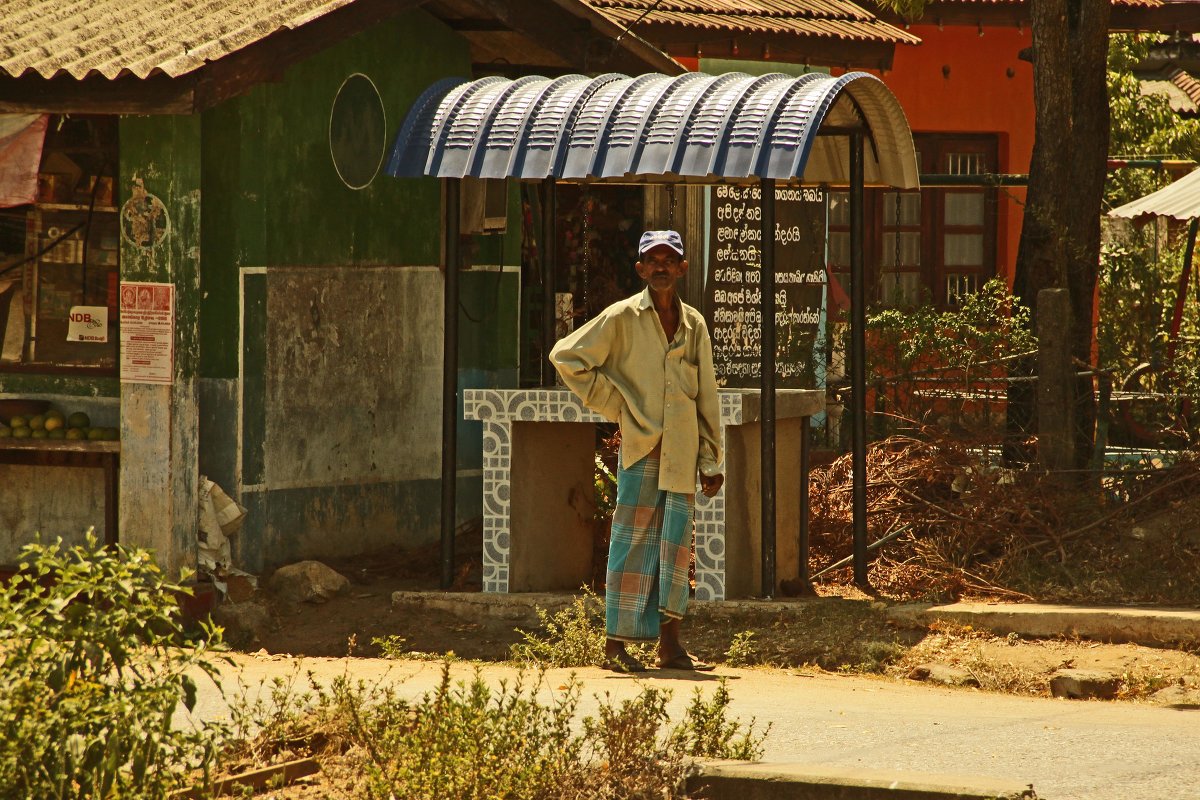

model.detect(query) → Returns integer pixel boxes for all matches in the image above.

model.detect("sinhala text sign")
[704,184,826,389]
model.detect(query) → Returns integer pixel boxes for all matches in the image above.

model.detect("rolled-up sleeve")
[695,321,722,476]
[549,312,626,422]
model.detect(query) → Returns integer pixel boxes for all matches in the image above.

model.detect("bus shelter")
[388,71,919,595]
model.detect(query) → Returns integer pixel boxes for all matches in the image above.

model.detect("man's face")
[635,245,688,292]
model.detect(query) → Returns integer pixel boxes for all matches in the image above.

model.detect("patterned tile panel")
[464,388,814,601]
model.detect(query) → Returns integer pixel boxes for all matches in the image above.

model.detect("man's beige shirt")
[550,287,722,494]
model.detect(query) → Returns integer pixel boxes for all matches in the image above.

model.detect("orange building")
[585,0,1200,309]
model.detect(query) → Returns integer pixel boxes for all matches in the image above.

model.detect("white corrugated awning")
[1109,168,1200,222]
[387,71,919,188]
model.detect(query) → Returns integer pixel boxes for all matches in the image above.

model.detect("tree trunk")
[1007,0,1111,472]
[1065,0,1111,469]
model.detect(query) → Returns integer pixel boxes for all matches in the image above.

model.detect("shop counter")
[464,387,822,600]
[0,439,120,547]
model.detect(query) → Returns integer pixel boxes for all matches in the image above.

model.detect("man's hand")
[699,473,724,498]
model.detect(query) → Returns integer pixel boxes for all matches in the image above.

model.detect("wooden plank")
[0,74,195,115]
[0,440,120,454]
[168,757,320,799]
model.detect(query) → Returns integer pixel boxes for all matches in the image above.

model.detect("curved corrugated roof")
[386,71,919,187]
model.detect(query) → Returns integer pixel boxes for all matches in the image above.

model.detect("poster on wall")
[66,306,108,343]
[703,184,826,389]
[119,281,174,385]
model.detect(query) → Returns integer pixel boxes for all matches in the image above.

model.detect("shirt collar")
[635,287,694,331]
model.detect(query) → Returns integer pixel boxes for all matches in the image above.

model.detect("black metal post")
[441,179,461,590]
[849,132,869,588]
[760,178,776,597]
[541,178,558,386]
[799,415,810,583]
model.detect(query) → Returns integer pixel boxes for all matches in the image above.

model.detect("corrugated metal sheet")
[929,1,1159,6]
[0,0,358,79]
[1170,67,1200,110]
[586,0,920,44]
[386,71,920,188]
[1110,168,1200,222]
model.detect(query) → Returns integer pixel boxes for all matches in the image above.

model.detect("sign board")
[66,306,108,343]
[119,281,174,385]
[704,184,827,388]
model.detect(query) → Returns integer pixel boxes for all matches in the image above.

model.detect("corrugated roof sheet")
[1170,67,1200,109]
[1140,76,1199,114]
[925,1,1159,6]
[0,0,357,80]
[585,0,920,44]
[386,71,920,188]
[1110,167,1200,222]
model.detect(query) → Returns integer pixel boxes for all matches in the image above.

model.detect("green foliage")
[1107,35,1200,209]
[348,665,584,800]
[724,630,758,667]
[231,660,767,800]
[0,532,227,799]
[510,587,607,668]
[510,586,657,669]
[1101,35,1200,394]
[866,278,1035,377]
[372,634,409,659]
[594,454,617,519]
[670,679,769,761]
[870,0,929,22]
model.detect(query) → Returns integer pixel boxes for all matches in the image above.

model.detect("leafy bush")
[510,587,607,667]
[230,660,767,800]
[866,278,1035,379]
[724,630,758,667]
[670,679,769,761]
[0,532,227,799]
[510,586,657,668]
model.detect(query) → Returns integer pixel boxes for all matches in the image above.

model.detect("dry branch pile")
[808,429,1200,601]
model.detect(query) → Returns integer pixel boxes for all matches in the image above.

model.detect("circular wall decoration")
[329,73,387,190]
[120,181,171,250]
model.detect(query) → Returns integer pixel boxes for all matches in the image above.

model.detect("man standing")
[551,230,724,673]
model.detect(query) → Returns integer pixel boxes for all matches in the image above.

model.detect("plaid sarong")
[605,452,695,642]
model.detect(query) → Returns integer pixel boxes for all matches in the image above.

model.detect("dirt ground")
[244,552,1200,706]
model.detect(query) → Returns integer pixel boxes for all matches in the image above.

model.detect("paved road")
[185,654,1200,800]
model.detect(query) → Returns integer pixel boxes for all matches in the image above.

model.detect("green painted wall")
[195,10,526,571]
[200,9,469,381]
[120,115,202,380]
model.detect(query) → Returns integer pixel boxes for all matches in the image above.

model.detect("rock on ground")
[1049,668,1121,699]
[269,561,350,605]
[212,600,272,647]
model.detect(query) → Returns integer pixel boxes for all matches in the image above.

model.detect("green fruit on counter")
[11,426,30,438]
[65,427,86,440]
[43,416,63,431]
[67,412,90,429]
[28,414,45,430]
[29,429,48,439]
[9,415,26,429]
[45,408,64,421]
[86,427,104,441]
[0,425,10,438]
[47,428,66,440]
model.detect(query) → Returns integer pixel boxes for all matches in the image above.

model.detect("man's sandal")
[656,652,716,671]
[601,652,648,673]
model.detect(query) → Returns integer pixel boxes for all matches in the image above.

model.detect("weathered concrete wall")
[724,418,806,599]
[118,114,202,575]
[196,11,521,573]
